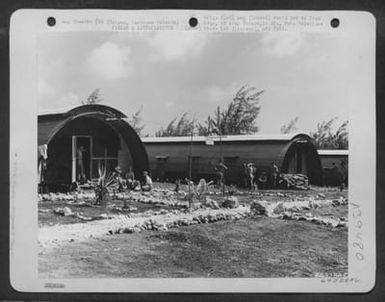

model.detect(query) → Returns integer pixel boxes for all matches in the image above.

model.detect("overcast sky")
[38,31,349,136]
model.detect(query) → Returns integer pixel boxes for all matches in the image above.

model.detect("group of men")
[243,161,280,190]
[214,160,280,190]
[74,145,153,192]
[111,166,154,192]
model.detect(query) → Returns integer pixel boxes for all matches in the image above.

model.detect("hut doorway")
[154,156,168,181]
[71,136,92,183]
[281,137,323,185]
[285,142,308,175]
[46,116,121,187]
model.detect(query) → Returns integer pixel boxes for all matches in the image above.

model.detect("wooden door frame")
[71,135,93,183]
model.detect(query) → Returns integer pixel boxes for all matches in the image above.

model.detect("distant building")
[142,133,323,186]
[38,104,149,191]
[318,149,349,187]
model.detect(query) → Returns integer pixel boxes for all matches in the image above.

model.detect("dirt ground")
[38,184,348,278]
[39,217,347,278]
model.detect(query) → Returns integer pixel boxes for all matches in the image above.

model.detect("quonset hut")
[38,104,149,191]
[142,133,323,187]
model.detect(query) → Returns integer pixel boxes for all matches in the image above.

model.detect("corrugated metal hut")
[318,149,348,186]
[38,104,149,190]
[142,133,323,186]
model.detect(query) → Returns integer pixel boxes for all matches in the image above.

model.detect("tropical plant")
[183,179,214,208]
[311,118,348,149]
[94,163,116,205]
[195,179,214,202]
[155,85,264,137]
[83,88,103,105]
[128,106,145,136]
[280,117,299,134]
[155,112,195,137]
[198,85,264,135]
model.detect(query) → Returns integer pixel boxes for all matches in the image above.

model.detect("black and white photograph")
[9,10,375,292]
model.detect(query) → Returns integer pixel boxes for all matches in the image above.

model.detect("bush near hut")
[94,164,117,206]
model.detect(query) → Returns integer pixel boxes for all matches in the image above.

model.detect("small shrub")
[93,163,116,206]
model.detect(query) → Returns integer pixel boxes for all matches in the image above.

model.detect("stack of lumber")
[279,174,309,190]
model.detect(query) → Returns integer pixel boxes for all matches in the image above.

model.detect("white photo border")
[9,9,376,292]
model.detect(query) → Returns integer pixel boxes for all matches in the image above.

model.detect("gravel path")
[38,206,251,249]
[38,196,348,249]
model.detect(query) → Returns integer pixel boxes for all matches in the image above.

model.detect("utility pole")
[219,128,225,197]
[188,114,196,207]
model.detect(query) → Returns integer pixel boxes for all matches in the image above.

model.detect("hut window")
[187,156,201,170]
[91,146,119,179]
[188,156,200,164]
[155,155,169,162]
[224,156,239,165]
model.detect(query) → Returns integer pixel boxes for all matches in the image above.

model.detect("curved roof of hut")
[38,104,149,173]
[38,104,129,145]
[142,133,311,144]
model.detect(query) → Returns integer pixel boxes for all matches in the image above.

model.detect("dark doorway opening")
[73,136,92,183]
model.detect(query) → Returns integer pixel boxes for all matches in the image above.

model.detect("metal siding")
[144,140,287,182]
[143,134,323,186]
[319,154,349,168]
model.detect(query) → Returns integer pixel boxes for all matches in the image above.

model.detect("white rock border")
[38,206,251,248]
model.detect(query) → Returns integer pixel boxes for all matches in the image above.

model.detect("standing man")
[246,162,257,190]
[77,145,86,183]
[215,160,228,187]
[215,160,228,194]
[271,161,280,188]
[37,144,48,193]
[339,160,348,190]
